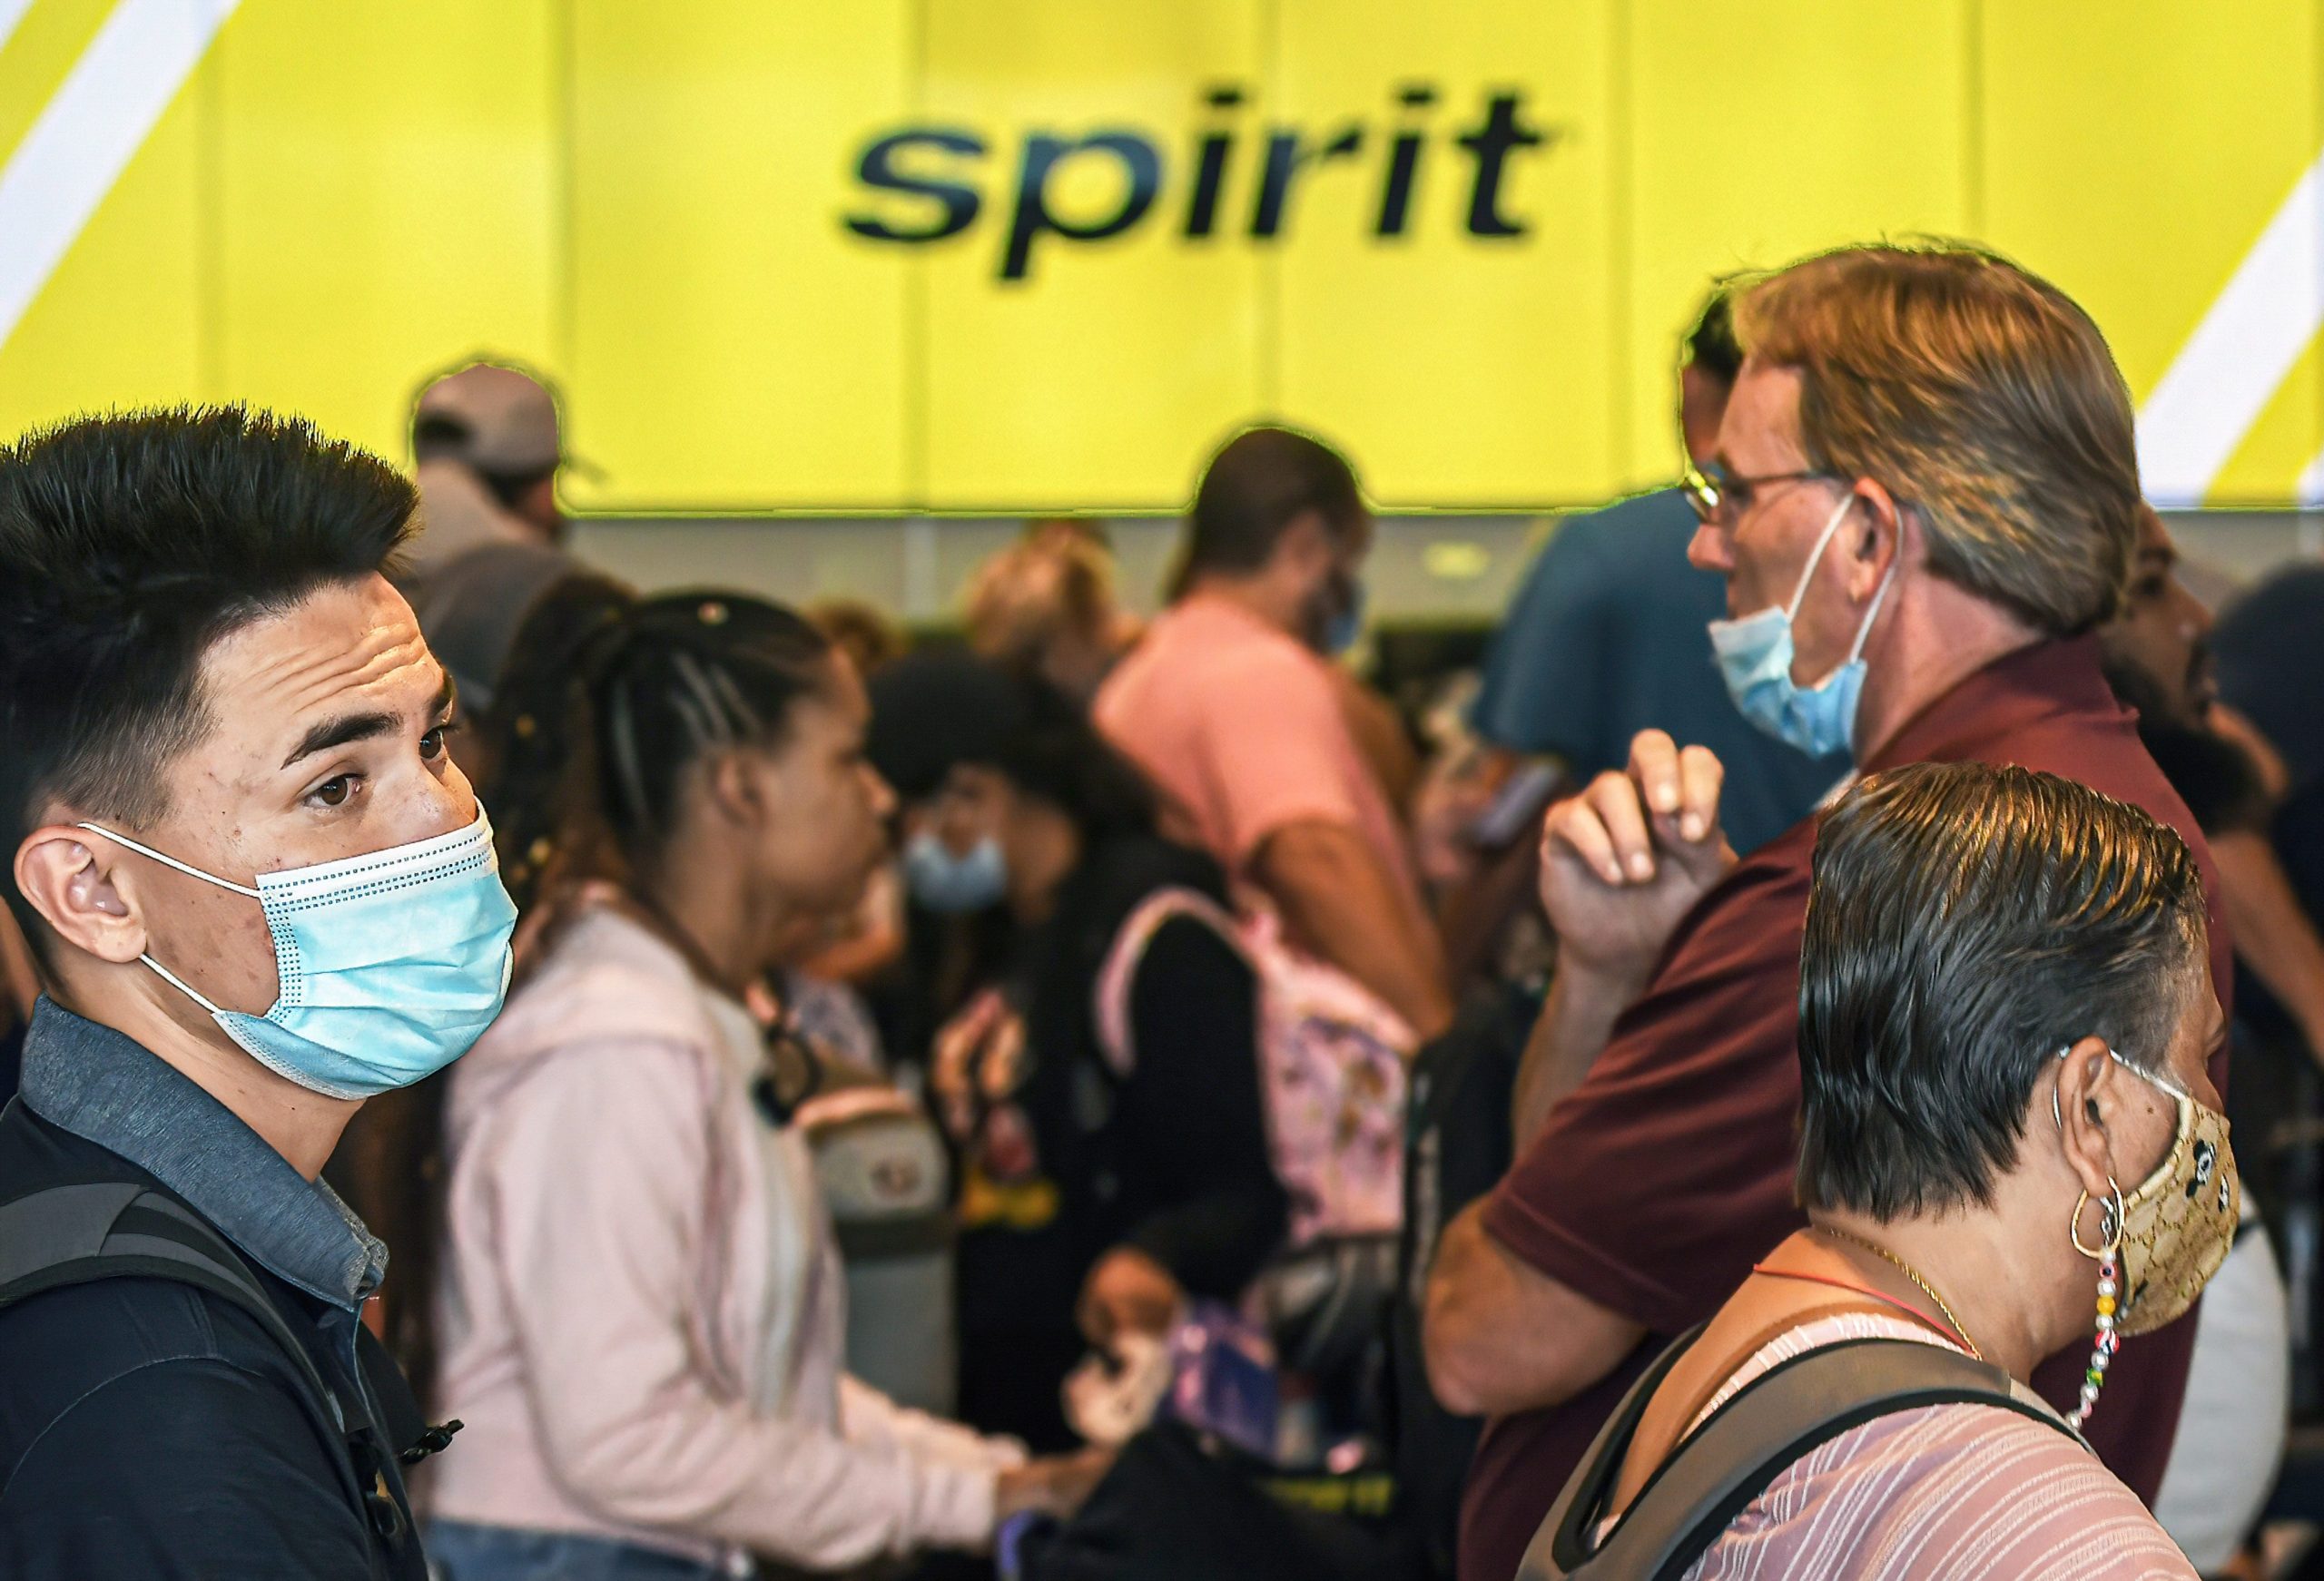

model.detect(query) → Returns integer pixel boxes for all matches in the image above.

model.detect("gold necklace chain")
[1815,1225,1984,1361]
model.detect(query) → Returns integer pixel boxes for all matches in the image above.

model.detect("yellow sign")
[1,0,2320,514]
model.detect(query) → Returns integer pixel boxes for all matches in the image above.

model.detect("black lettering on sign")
[1456,92,1548,238]
[1250,123,1364,241]
[842,86,1556,277]
[1002,131,1164,281]
[1374,84,1436,239]
[843,129,988,242]
[1184,83,1246,240]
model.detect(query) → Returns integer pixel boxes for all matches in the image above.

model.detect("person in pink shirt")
[1094,427,1452,1040]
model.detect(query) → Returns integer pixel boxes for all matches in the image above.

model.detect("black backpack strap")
[0,1183,345,1424]
[1518,1334,2080,1581]
[1515,1328,1706,1581]
[0,1181,397,1570]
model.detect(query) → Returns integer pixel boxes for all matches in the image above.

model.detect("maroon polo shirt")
[1457,635,2234,1581]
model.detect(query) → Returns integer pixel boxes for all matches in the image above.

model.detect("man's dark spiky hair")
[0,404,417,939]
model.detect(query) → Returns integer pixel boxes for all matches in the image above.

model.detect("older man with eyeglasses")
[1423,241,2234,1581]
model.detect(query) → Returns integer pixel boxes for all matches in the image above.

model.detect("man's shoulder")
[1103,602,1328,721]
[0,1272,314,1481]
[0,1280,385,1576]
[0,1103,327,1468]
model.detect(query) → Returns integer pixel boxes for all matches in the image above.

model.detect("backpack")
[1094,889,1412,1247]
[793,1063,959,1416]
[1517,1329,2082,1580]
[1389,977,1541,1576]
[0,1177,448,1579]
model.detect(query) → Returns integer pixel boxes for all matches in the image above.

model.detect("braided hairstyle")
[369,585,838,1412]
[483,588,840,925]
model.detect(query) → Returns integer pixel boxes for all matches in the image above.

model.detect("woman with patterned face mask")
[1523,761,2233,1581]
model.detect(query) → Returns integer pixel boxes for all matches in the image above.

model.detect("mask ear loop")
[1780,493,1860,623]
[73,823,262,899]
[70,823,257,1016]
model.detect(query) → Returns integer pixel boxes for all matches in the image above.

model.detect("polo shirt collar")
[1862,633,2124,775]
[18,997,386,1311]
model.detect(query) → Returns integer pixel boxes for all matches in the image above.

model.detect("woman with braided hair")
[419,590,1106,1581]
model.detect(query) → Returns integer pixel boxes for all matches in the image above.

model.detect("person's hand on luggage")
[1538,730,1736,990]
[1076,1246,1183,1346]
[996,1445,1117,1524]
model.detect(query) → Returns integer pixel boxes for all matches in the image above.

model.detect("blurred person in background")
[965,518,1143,703]
[2096,505,2293,1576]
[790,600,912,1006]
[810,596,909,684]
[1536,761,2223,1580]
[423,592,1102,1580]
[2215,527,2324,801]
[2102,505,2324,1067]
[403,358,572,582]
[1424,242,2232,1581]
[0,408,497,1578]
[332,553,631,1405]
[868,653,1288,1451]
[1469,287,1848,859]
[1097,426,1452,1042]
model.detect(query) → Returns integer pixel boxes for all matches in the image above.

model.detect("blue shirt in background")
[1472,487,1848,856]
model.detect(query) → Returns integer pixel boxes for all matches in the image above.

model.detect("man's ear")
[1274,508,1334,576]
[1845,478,1910,602]
[2053,1033,2126,1201]
[14,827,146,966]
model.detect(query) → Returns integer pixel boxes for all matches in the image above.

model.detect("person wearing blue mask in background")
[0,408,517,1578]
[869,653,1289,1451]
[1096,426,1452,1043]
[1471,288,1848,859]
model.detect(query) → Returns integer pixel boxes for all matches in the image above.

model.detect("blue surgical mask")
[903,830,1009,914]
[79,811,517,1099]
[1322,577,1368,658]
[1708,495,1896,758]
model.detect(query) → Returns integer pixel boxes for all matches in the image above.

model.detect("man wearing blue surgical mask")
[0,408,512,1578]
[1426,243,2237,1581]
[1096,426,1452,1042]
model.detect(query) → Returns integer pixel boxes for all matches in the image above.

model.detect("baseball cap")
[413,358,568,478]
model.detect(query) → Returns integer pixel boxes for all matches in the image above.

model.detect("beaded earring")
[2068,1177,2127,1428]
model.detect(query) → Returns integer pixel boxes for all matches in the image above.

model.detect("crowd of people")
[1,238,2321,1580]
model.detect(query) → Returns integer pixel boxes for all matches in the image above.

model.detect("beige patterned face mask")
[2094,1056,2238,1337]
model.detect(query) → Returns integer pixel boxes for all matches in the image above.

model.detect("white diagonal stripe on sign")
[0,0,40,56]
[0,0,241,356]
[2136,151,2324,506]
[2296,435,2324,507]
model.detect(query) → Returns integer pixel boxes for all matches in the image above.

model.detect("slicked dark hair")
[1170,425,1365,598]
[0,405,417,943]
[1798,761,2207,1221]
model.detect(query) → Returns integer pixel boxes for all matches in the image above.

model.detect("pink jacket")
[429,907,1018,1570]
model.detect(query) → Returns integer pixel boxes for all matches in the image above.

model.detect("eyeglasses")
[1681,458,1839,525]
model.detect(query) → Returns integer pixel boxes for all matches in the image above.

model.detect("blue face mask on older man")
[1708,494,1896,759]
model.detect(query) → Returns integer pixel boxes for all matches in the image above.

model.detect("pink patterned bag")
[1094,889,1413,1246]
